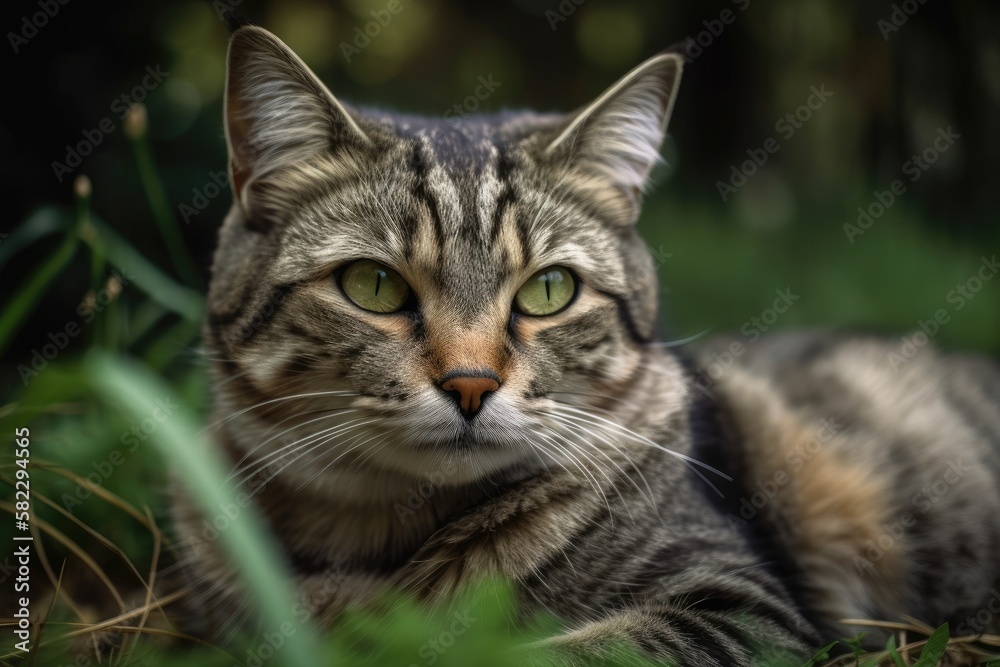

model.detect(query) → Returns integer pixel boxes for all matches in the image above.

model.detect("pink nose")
[439,373,501,419]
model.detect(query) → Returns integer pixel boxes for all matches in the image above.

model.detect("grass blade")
[84,352,321,667]
[885,634,907,667]
[86,215,203,322]
[124,104,201,288]
[0,217,80,357]
[0,206,73,270]
[914,623,949,666]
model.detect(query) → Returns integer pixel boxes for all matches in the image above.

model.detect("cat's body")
[172,24,1000,666]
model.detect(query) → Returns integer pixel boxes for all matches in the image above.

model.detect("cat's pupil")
[514,267,575,316]
[374,270,383,296]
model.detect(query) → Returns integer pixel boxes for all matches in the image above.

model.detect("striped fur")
[171,25,1000,665]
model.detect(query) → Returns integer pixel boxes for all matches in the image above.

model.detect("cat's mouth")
[342,395,556,484]
[412,429,514,452]
[396,412,528,453]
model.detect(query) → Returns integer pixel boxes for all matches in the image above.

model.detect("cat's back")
[693,331,1000,638]
[700,330,1000,460]
[704,330,1000,436]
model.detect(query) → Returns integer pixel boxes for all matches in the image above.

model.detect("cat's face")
[207,26,687,488]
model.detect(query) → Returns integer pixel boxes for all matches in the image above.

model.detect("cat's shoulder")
[688,329,1000,631]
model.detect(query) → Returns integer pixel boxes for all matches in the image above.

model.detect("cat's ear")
[544,51,683,207]
[224,25,369,219]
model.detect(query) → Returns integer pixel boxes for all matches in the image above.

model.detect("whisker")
[228,416,366,486]
[645,326,715,348]
[533,431,615,522]
[547,428,635,524]
[548,404,731,481]
[555,408,724,499]
[230,417,377,491]
[542,411,656,511]
[299,424,389,488]
[245,421,379,498]
[202,390,360,434]
[294,425,392,492]
[227,408,358,478]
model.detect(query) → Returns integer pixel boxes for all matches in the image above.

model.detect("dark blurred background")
[2,0,999,384]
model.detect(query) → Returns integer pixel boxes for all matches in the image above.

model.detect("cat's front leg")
[524,603,811,667]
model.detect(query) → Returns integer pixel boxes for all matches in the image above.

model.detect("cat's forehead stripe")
[400,120,502,171]
[409,141,447,268]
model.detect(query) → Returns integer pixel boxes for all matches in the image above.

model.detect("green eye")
[514,266,576,316]
[340,260,411,313]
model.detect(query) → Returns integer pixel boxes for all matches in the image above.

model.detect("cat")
[170,21,1000,666]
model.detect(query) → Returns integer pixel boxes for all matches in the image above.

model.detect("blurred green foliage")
[6,0,1000,375]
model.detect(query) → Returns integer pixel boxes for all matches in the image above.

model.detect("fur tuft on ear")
[224,26,368,220]
[545,52,684,197]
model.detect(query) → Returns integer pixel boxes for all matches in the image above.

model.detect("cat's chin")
[306,426,549,488]
[354,432,553,488]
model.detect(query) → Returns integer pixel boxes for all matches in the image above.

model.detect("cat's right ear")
[224,25,369,222]
[542,50,684,221]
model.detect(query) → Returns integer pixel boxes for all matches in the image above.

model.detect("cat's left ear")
[544,51,684,212]
[224,25,371,223]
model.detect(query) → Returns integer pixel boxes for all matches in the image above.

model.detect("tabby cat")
[171,22,1000,666]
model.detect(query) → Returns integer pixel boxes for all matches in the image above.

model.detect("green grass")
[639,197,1000,354]
[1,103,999,666]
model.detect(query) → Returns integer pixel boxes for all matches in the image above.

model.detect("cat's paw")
[509,630,662,667]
